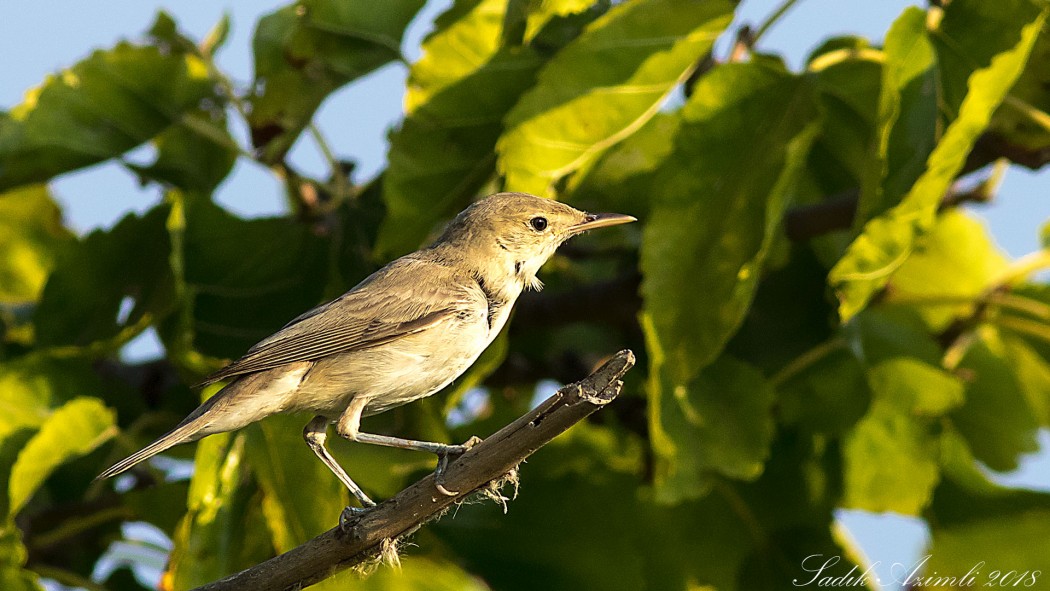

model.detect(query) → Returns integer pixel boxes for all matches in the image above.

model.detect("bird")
[97,192,635,509]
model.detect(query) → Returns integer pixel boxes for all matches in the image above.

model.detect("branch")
[192,350,637,591]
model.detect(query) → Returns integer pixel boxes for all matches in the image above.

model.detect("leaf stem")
[752,0,802,46]
[769,337,848,389]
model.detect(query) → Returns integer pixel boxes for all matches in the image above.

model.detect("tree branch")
[192,349,636,591]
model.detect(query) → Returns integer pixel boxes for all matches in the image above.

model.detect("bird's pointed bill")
[571,212,637,233]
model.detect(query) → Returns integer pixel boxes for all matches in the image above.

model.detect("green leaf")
[644,340,775,504]
[0,42,215,191]
[378,0,546,257]
[567,111,680,218]
[127,109,239,193]
[931,0,1045,118]
[0,186,73,305]
[777,348,871,436]
[925,508,1050,587]
[166,197,329,359]
[807,41,883,184]
[244,415,346,551]
[843,358,962,514]
[248,0,424,162]
[496,0,735,196]
[829,7,1048,321]
[169,432,273,589]
[7,397,116,517]
[886,210,1009,330]
[641,63,820,380]
[521,0,596,43]
[35,206,174,348]
[0,526,43,591]
[952,328,1041,472]
[855,7,938,223]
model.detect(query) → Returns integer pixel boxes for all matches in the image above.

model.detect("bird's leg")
[337,398,482,496]
[303,415,376,522]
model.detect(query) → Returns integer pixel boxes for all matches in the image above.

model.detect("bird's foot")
[339,503,375,534]
[434,436,483,496]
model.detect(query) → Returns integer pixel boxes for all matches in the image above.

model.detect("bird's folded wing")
[197,257,478,386]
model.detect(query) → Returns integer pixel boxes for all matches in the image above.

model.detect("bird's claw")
[339,503,375,533]
[434,436,483,496]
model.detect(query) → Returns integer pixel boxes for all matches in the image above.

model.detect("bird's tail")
[96,393,225,480]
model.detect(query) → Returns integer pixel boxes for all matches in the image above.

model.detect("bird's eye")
[529,216,548,231]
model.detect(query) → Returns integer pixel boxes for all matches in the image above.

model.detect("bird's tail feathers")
[95,396,223,481]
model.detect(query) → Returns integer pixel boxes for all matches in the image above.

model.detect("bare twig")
[192,350,636,591]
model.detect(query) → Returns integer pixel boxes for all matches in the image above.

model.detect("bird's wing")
[197,256,480,386]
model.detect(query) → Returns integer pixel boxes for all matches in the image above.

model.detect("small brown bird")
[98,192,635,508]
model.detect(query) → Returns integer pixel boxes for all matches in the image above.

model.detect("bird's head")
[434,192,636,292]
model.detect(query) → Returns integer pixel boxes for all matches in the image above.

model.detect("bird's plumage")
[97,192,635,498]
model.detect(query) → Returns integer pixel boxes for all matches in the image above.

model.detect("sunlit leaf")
[7,397,116,517]
[843,358,962,514]
[244,415,346,551]
[0,42,214,191]
[886,210,1009,330]
[168,432,273,588]
[379,0,546,257]
[0,526,43,591]
[567,111,680,218]
[497,0,735,196]
[829,7,1047,320]
[855,7,938,224]
[0,186,73,305]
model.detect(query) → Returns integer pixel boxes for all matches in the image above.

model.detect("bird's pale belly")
[289,315,494,419]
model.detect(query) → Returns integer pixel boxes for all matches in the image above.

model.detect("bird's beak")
[570,212,637,234]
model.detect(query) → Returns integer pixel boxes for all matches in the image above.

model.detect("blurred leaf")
[244,415,346,551]
[807,41,882,185]
[641,63,820,381]
[931,0,1045,118]
[0,42,214,191]
[925,508,1050,587]
[843,358,962,514]
[35,206,173,348]
[0,186,73,305]
[344,555,491,591]
[847,306,943,366]
[7,397,116,517]
[168,433,273,589]
[127,109,238,193]
[828,8,1047,321]
[167,197,329,359]
[0,526,43,591]
[855,7,938,224]
[248,0,424,162]
[645,343,775,504]
[886,210,1009,330]
[952,328,1041,472]
[989,28,1050,152]
[379,0,546,257]
[521,0,596,43]
[777,348,870,436]
[497,0,734,196]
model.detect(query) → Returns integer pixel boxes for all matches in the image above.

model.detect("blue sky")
[3,2,1048,590]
